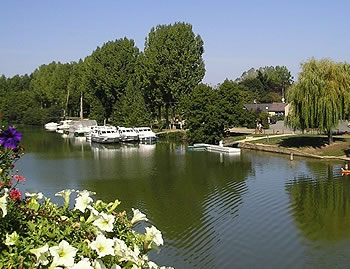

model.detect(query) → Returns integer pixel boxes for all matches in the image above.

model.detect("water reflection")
[17,127,255,269]
[286,161,350,245]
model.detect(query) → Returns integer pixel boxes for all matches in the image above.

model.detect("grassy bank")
[248,134,350,157]
[156,129,187,142]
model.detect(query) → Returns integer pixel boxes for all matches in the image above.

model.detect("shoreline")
[238,141,350,161]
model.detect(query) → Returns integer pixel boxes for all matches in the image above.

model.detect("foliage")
[0,126,173,269]
[217,79,255,129]
[111,81,151,127]
[236,65,293,102]
[84,38,140,121]
[286,58,350,143]
[182,84,224,144]
[142,22,205,123]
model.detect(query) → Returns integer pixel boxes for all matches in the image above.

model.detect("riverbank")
[236,134,350,161]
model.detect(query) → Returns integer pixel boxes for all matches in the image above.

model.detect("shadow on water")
[286,161,350,268]
[279,136,346,148]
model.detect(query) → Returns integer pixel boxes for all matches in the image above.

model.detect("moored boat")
[118,127,139,142]
[56,120,73,134]
[133,127,157,142]
[44,122,58,131]
[91,126,120,144]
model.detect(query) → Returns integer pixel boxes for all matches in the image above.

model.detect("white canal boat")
[134,127,157,142]
[118,127,139,142]
[90,126,120,144]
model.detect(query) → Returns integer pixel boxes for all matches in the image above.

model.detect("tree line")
[1,22,295,144]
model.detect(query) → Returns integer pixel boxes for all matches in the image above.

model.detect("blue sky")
[1,0,349,84]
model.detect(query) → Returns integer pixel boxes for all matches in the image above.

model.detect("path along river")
[16,126,350,269]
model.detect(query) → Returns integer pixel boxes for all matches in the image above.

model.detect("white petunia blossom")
[94,259,107,269]
[114,238,140,264]
[71,258,94,269]
[0,190,8,217]
[89,234,115,258]
[55,189,75,207]
[29,244,49,266]
[25,192,44,200]
[148,261,158,269]
[111,265,122,269]
[49,240,77,267]
[145,226,164,246]
[93,212,115,232]
[131,208,148,225]
[74,193,93,212]
[76,190,96,197]
[5,231,19,246]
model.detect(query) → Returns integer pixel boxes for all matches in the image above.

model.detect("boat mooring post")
[290,153,294,161]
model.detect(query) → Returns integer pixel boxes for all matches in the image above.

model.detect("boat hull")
[91,136,120,144]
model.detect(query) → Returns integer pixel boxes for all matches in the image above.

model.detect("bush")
[0,126,173,269]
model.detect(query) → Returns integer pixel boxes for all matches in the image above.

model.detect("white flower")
[0,191,8,217]
[145,226,164,246]
[74,193,93,212]
[159,267,175,269]
[55,189,75,207]
[49,240,77,267]
[90,234,115,258]
[93,259,107,269]
[71,258,94,269]
[76,190,96,197]
[5,231,19,246]
[114,238,140,264]
[29,244,49,266]
[25,192,44,200]
[111,265,122,269]
[131,208,148,224]
[148,261,158,269]
[93,212,115,232]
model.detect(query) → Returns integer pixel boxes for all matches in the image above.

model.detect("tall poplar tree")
[142,22,205,125]
[287,58,350,143]
[84,38,140,121]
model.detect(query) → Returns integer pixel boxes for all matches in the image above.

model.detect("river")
[15,126,350,269]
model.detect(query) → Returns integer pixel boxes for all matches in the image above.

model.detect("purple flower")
[0,126,22,149]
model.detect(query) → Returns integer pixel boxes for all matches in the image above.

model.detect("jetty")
[189,143,240,154]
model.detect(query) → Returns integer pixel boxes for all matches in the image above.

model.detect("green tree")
[236,66,293,102]
[218,79,253,129]
[183,84,224,144]
[143,22,205,125]
[67,60,87,118]
[111,81,151,127]
[85,38,140,121]
[30,62,72,114]
[286,58,350,143]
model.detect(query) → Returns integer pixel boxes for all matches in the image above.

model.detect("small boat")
[91,126,120,144]
[71,120,97,136]
[133,127,157,142]
[118,127,139,143]
[341,168,350,174]
[56,120,73,134]
[44,122,58,131]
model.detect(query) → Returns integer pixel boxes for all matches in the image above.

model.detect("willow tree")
[286,58,350,143]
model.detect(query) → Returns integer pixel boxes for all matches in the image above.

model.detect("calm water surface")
[16,127,350,269]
